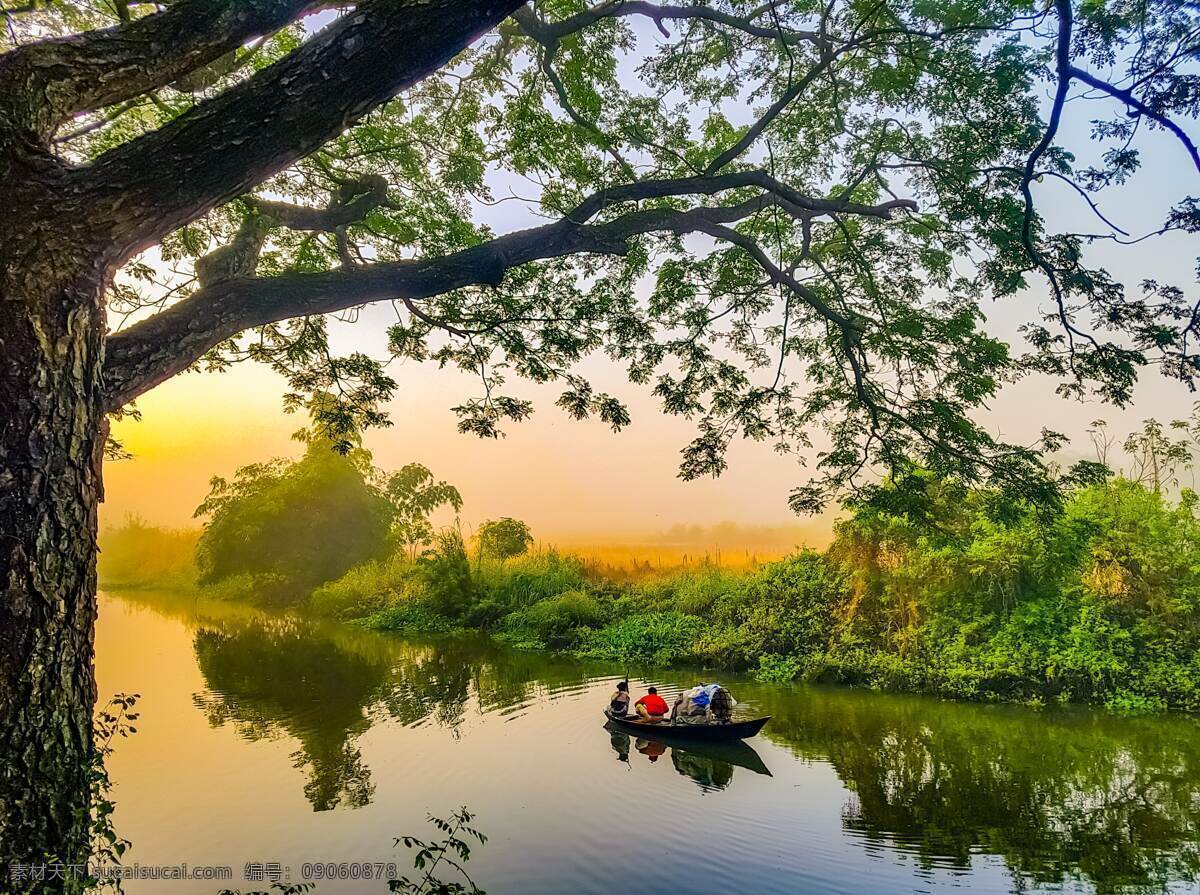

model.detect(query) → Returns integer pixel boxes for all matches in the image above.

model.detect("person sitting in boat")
[634,687,670,723]
[609,680,631,716]
[672,684,736,725]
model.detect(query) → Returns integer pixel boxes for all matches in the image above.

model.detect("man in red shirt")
[634,687,670,723]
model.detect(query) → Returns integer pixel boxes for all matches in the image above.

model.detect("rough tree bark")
[0,149,107,885]
[0,1,524,886]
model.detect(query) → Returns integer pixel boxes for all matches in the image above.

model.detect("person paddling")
[634,687,669,723]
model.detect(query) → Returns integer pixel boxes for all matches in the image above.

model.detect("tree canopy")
[5,0,1198,512]
[193,431,465,596]
[384,462,464,557]
[7,0,1198,876]
[477,517,535,561]
[193,432,394,595]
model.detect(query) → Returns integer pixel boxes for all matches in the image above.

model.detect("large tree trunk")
[0,3,524,886]
[0,155,107,889]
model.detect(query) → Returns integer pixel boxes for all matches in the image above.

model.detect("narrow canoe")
[603,709,770,741]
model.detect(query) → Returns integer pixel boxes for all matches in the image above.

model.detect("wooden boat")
[603,709,770,741]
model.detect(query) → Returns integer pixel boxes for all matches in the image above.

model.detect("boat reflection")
[605,722,772,791]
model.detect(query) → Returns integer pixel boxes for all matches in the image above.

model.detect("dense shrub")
[310,553,418,620]
[476,551,589,612]
[617,568,740,616]
[417,529,474,619]
[754,653,810,683]
[361,600,458,634]
[702,551,841,667]
[194,435,391,600]
[580,612,705,666]
[820,479,1200,711]
[501,590,606,649]
[166,459,1200,711]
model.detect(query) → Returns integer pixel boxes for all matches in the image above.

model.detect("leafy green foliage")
[700,551,841,668]
[310,553,418,621]
[390,808,488,895]
[194,434,465,604]
[194,433,393,601]
[475,518,533,563]
[80,693,139,892]
[416,530,475,620]
[384,465,463,559]
[579,612,706,666]
[475,550,589,609]
[326,472,1200,711]
[500,590,606,649]
[217,808,489,895]
[185,415,1200,712]
[823,477,1200,709]
[36,0,1194,515]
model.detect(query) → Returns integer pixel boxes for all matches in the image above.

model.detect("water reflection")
[605,724,771,792]
[106,590,1200,894]
[753,686,1200,891]
[191,619,386,810]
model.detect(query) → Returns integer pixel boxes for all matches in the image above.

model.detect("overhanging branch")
[514,1,821,46]
[0,0,320,138]
[1067,64,1200,173]
[79,0,525,263]
[245,174,390,232]
[105,168,917,409]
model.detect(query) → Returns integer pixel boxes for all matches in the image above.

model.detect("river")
[94,589,1200,894]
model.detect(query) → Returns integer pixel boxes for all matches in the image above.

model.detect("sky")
[101,14,1199,547]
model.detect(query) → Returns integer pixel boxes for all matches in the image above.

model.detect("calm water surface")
[95,590,1200,894]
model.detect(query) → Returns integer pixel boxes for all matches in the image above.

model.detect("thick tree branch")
[194,211,273,287]
[244,174,389,232]
[104,193,791,408]
[0,0,320,138]
[566,169,916,221]
[80,0,525,263]
[514,1,820,46]
[105,167,916,408]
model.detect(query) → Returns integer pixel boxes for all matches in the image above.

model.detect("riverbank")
[103,477,1200,713]
[94,587,1200,895]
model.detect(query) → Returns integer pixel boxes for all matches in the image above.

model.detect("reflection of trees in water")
[193,619,384,811]
[377,644,473,731]
[187,606,595,810]
[376,634,595,731]
[749,685,1200,892]
[148,585,1200,894]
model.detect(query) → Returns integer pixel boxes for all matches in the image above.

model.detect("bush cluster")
[307,478,1200,712]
